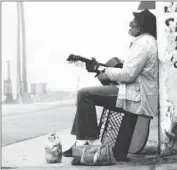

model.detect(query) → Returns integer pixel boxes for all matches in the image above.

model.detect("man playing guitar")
[63,9,158,161]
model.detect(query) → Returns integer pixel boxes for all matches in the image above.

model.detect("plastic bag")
[44,133,62,163]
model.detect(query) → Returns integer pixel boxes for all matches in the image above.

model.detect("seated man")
[63,9,158,159]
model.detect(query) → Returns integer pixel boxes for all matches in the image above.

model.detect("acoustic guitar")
[67,54,151,154]
[67,54,123,85]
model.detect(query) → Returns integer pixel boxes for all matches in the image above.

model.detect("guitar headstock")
[67,54,81,63]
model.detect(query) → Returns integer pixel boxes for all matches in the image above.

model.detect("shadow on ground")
[117,146,177,166]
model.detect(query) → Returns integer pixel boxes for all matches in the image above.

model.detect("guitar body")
[129,116,151,154]
[97,57,123,85]
[104,57,123,68]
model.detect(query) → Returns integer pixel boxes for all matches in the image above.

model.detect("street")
[2,102,103,147]
[2,103,76,146]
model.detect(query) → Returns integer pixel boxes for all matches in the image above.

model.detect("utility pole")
[20,1,28,93]
[16,1,22,103]
[16,1,31,103]
[7,61,11,80]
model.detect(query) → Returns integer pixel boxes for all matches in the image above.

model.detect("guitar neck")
[78,56,108,67]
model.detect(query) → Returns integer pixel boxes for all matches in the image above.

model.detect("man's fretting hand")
[86,58,100,72]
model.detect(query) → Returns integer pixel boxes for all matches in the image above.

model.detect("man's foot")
[62,147,73,157]
[62,141,89,157]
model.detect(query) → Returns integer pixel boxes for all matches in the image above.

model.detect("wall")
[156,2,177,155]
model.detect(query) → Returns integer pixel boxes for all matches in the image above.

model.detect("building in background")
[30,83,47,97]
[3,61,14,104]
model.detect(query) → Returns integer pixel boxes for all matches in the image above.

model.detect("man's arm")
[104,41,150,83]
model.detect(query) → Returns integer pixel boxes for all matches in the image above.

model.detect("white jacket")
[105,33,159,118]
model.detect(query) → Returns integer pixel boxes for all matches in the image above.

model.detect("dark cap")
[133,9,157,38]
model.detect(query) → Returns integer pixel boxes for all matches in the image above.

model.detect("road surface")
[2,103,103,146]
[2,101,157,147]
[2,103,76,146]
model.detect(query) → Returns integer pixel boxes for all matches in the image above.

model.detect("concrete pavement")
[2,128,177,169]
[2,128,75,167]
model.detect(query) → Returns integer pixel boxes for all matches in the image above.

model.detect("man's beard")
[128,28,141,37]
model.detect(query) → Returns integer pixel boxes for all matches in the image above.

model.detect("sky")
[2,2,139,98]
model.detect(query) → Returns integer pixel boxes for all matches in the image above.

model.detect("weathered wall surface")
[156,2,177,155]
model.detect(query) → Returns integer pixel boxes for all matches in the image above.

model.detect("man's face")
[128,18,142,37]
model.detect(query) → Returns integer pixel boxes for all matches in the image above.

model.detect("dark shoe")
[62,147,73,157]
[62,141,89,157]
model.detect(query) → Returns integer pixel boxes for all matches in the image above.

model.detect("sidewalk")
[2,128,75,167]
[2,128,177,169]
[2,99,75,115]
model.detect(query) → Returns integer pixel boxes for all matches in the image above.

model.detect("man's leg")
[71,85,119,140]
